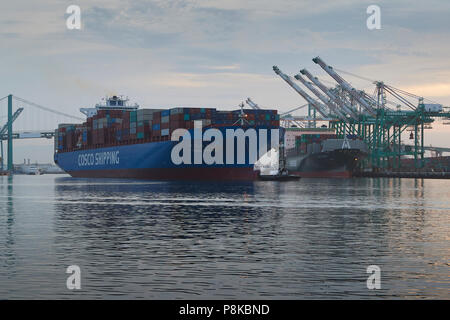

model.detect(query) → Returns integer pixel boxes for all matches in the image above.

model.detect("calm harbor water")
[0,174,448,299]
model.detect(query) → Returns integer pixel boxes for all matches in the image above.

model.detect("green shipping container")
[184,114,190,120]
[137,132,144,139]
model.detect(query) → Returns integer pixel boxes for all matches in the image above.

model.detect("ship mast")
[233,102,251,126]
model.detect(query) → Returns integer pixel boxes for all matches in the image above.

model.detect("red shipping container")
[170,113,184,121]
[110,110,123,117]
[97,110,107,117]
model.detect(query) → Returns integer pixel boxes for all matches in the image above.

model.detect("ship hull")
[54,126,277,181]
[287,149,363,178]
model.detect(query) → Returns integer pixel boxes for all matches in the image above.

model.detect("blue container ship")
[54,96,281,181]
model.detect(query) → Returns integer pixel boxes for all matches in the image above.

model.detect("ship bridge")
[80,95,139,118]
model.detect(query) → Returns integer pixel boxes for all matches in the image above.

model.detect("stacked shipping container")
[294,134,337,154]
[57,107,279,152]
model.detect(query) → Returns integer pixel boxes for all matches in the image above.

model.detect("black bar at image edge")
[0,300,446,318]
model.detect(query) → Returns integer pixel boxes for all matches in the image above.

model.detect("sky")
[0,0,449,162]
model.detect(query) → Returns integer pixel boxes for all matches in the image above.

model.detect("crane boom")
[300,68,359,119]
[0,108,24,136]
[294,73,348,121]
[312,57,377,116]
[245,98,261,110]
[280,103,309,116]
[273,66,328,118]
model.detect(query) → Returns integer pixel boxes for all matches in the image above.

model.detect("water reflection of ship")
[52,178,284,239]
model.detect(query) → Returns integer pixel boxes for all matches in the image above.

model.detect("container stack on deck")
[293,133,337,154]
[57,107,279,152]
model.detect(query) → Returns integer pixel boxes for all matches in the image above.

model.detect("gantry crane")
[245,98,261,110]
[299,69,359,119]
[246,98,325,128]
[0,107,24,171]
[273,66,329,118]
[294,73,348,121]
[272,57,450,171]
[312,57,377,116]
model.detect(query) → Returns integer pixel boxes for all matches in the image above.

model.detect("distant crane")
[246,98,312,128]
[0,107,24,170]
[273,66,329,118]
[245,98,261,110]
[0,94,82,172]
[312,57,377,115]
[294,73,348,121]
[299,69,359,119]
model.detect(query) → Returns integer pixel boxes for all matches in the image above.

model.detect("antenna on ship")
[233,102,250,126]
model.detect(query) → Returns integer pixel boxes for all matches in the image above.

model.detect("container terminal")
[1,57,450,179]
[271,57,450,178]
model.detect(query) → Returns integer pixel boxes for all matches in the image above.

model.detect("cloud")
[204,64,240,70]
[0,1,449,125]
[401,83,450,99]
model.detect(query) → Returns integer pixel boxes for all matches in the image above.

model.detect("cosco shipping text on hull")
[78,151,120,166]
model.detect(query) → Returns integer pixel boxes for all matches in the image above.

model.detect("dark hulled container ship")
[285,131,367,178]
[54,96,281,181]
